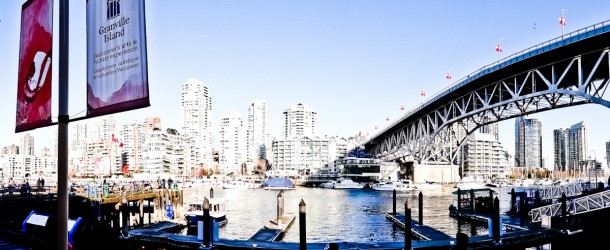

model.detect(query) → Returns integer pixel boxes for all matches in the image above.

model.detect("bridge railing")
[538,183,583,200]
[365,19,610,148]
[529,189,610,223]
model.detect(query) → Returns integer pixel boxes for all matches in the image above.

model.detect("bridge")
[361,20,610,163]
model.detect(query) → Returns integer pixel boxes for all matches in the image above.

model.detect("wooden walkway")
[385,213,452,240]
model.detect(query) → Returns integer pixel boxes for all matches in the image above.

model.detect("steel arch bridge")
[362,20,610,163]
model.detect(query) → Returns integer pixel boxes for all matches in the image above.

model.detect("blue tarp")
[263,177,295,188]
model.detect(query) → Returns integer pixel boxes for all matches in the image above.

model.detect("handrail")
[362,19,610,149]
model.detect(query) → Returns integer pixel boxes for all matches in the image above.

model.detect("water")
[181,186,517,243]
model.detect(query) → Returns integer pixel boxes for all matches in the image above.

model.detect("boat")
[332,178,365,189]
[262,177,296,190]
[184,198,227,228]
[372,180,414,191]
[414,181,443,190]
[454,177,486,190]
[222,179,258,189]
[319,180,336,189]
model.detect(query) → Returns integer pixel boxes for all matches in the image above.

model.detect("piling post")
[493,197,500,243]
[418,191,423,225]
[277,191,284,226]
[457,188,462,212]
[299,199,306,250]
[519,193,525,227]
[489,189,494,218]
[405,200,411,250]
[535,190,541,207]
[393,189,397,215]
[510,188,515,213]
[470,189,475,213]
[203,197,211,247]
[210,187,214,199]
[561,193,567,230]
[148,199,152,225]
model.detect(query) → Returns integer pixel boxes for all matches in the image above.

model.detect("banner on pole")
[87,0,150,118]
[15,0,54,133]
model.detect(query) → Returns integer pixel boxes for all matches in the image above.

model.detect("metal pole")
[392,189,396,215]
[405,200,411,250]
[493,197,500,243]
[57,0,69,249]
[418,191,423,225]
[203,198,210,247]
[277,191,283,226]
[299,199,306,250]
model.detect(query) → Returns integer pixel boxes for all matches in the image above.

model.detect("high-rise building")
[120,121,146,172]
[567,121,588,171]
[553,128,569,171]
[479,116,499,141]
[21,133,34,156]
[144,117,161,133]
[89,115,118,143]
[271,136,331,176]
[463,132,510,179]
[606,141,610,168]
[515,116,542,169]
[282,103,317,138]
[219,111,248,175]
[248,100,267,160]
[180,78,213,166]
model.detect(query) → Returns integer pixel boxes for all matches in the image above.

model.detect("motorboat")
[184,198,227,228]
[332,178,365,189]
[372,180,414,191]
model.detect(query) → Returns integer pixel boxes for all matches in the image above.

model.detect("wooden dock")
[385,212,452,240]
[249,214,296,242]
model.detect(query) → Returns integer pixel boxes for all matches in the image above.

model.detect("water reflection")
[181,186,516,243]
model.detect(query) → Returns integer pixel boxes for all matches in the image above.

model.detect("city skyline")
[1,1,610,168]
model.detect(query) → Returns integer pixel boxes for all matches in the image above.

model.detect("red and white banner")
[87,0,150,117]
[558,16,566,26]
[495,45,503,52]
[15,0,54,132]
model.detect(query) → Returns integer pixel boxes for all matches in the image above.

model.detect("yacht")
[184,198,227,228]
[320,180,336,189]
[372,180,414,191]
[262,177,296,190]
[332,178,365,189]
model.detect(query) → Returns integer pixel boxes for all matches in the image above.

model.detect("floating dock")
[249,214,295,242]
[385,212,452,240]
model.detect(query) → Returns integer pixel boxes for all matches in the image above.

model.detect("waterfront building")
[336,157,399,182]
[282,103,317,138]
[247,100,268,161]
[271,136,331,176]
[1,144,19,156]
[180,78,213,167]
[0,155,56,181]
[142,128,190,175]
[553,128,569,171]
[463,132,510,179]
[21,133,34,156]
[219,111,248,175]
[515,116,542,169]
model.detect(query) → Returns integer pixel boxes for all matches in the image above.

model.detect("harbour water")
[181,185,516,243]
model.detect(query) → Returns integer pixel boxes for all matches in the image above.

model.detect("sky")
[1,0,610,168]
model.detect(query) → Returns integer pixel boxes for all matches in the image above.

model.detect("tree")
[166,128,179,135]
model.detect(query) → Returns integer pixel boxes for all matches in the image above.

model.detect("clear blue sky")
[1,0,610,167]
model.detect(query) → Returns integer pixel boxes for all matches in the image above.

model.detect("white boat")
[454,177,485,190]
[222,179,258,189]
[372,180,414,191]
[184,198,227,228]
[414,181,443,190]
[320,180,336,189]
[333,178,365,189]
